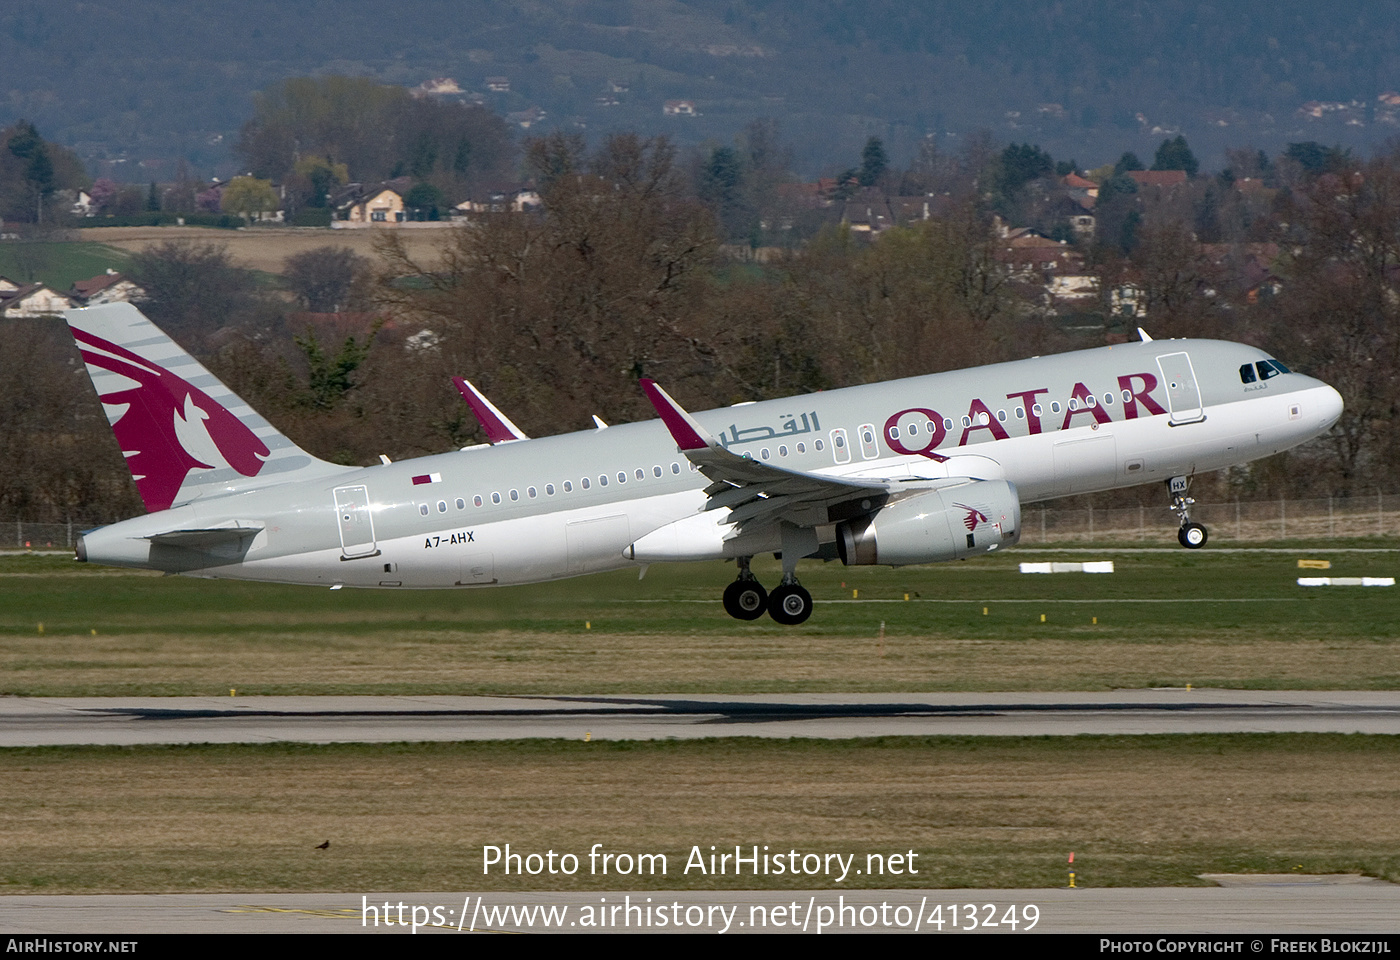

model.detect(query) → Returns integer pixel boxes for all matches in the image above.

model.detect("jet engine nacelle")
[836,480,1021,566]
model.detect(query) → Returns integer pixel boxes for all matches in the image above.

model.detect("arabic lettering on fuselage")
[719,411,821,449]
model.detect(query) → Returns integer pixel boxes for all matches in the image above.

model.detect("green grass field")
[1,545,1397,695]
[0,241,131,290]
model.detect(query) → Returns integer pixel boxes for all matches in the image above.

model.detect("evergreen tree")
[858,137,888,187]
[1114,152,1144,175]
[1152,136,1198,177]
[997,143,1054,195]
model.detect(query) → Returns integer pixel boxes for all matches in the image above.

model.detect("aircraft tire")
[1178,522,1208,549]
[723,579,769,620]
[768,583,813,625]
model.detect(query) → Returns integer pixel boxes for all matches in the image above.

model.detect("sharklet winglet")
[452,377,530,444]
[639,379,715,452]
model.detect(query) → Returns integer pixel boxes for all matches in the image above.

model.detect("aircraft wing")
[453,377,530,443]
[640,379,893,532]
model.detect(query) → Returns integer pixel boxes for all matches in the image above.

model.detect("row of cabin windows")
[756,438,826,460]
[415,384,1188,517]
[418,461,693,516]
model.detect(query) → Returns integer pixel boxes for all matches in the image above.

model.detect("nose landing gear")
[1168,476,1208,549]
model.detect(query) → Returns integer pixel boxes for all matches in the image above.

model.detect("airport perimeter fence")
[1022,493,1400,544]
[4,494,1400,551]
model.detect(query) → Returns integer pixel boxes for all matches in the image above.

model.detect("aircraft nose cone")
[1319,384,1344,428]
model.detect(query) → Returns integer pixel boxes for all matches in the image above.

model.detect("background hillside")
[4,0,1399,179]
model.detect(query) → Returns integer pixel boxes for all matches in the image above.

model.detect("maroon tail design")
[73,328,269,512]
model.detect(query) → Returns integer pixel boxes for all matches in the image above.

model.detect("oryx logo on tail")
[72,328,269,511]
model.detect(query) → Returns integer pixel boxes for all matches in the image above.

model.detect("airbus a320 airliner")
[66,302,1342,624]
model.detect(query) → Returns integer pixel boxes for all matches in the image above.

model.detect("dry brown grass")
[2,738,1396,893]
[76,226,447,275]
[4,628,1399,696]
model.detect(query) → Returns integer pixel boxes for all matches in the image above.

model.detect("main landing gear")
[723,556,813,625]
[722,563,768,621]
[1168,476,1208,549]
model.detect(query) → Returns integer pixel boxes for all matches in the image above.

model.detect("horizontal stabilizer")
[144,523,265,548]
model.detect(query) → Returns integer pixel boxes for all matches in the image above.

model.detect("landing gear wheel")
[1178,522,1208,549]
[723,579,768,620]
[768,583,813,625]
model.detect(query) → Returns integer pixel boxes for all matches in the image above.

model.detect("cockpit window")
[1257,359,1289,380]
[1239,363,1257,384]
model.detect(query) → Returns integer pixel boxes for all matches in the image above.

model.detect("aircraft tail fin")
[66,302,349,513]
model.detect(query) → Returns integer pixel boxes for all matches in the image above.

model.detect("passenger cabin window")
[653,466,662,478]
[830,429,850,464]
[473,495,483,507]
[546,484,555,496]
[455,498,465,510]
[437,500,447,513]
[419,504,429,517]
[564,481,573,492]
[491,492,501,505]
[858,423,878,459]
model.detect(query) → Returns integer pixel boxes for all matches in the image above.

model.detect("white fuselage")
[79,338,1343,588]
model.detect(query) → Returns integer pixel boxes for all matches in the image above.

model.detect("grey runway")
[4,690,1400,745]
[2,881,1397,934]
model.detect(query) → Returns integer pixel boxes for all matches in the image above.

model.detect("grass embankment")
[0,241,130,290]
[1,735,1396,893]
[0,547,1396,695]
